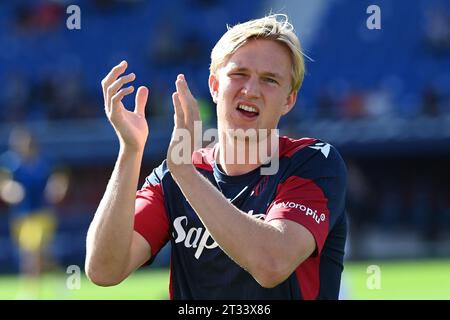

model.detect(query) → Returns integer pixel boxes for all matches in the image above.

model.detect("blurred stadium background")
[1,0,450,299]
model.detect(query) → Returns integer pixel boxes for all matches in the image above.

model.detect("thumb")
[134,86,149,115]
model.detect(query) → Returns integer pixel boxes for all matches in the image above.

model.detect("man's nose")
[241,76,261,98]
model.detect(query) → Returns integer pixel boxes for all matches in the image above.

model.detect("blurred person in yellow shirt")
[0,126,69,298]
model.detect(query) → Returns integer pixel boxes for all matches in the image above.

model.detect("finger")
[110,86,135,113]
[175,76,194,122]
[106,73,136,110]
[101,60,128,98]
[175,74,195,102]
[134,86,149,116]
[172,92,184,128]
[175,75,200,122]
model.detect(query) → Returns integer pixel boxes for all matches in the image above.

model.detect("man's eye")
[264,77,278,84]
[231,72,246,76]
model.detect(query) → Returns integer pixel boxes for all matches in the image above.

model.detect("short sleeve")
[134,170,170,258]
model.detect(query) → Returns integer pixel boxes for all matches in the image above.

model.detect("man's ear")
[282,90,298,115]
[208,74,219,104]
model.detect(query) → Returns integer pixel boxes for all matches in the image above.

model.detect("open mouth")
[236,104,259,118]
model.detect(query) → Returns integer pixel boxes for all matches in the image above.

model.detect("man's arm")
[85,61,151,286]
[85,148,151,286]
[167,75,316,288]
[172,168,316,288]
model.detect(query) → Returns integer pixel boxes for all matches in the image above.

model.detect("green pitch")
[342,259,450,299]
[0,268,170,300]
[1,259,449,299]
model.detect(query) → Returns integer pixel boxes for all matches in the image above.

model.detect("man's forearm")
[171,168,285,282]
[85,146,143,282]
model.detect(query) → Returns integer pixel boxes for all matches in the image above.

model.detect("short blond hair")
[210,14,305,93]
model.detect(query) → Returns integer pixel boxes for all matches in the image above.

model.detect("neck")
[216,130,279,176]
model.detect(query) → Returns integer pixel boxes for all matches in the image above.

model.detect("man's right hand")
[102,60,149,152]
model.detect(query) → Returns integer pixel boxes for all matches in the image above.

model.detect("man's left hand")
[167,74,201,178]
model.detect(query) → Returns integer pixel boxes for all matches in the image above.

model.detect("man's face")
[209,39,297,137]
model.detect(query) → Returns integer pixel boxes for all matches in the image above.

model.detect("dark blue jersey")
[134,136,347,300]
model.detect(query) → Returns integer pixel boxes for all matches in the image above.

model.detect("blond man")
[85,14,347,300]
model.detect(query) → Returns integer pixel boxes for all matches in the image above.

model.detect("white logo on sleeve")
[309,142,331,158]
[273,201,326,224]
